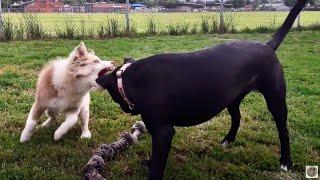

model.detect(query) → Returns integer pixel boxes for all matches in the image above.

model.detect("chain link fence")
[0,1,320,40]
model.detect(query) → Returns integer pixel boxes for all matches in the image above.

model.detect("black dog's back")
[126,41,278,125]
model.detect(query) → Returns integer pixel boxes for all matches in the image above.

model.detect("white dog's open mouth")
[98,67,114,77]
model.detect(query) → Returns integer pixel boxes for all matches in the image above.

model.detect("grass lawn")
[0,31,320,179]
[3,11,320,35]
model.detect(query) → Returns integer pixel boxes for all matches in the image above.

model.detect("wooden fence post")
[219,0,224,33]
[125,0,130,33]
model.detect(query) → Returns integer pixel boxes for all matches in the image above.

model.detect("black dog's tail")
[266,0,307,50]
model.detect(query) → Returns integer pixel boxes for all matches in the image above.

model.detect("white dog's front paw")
[20,120,37,143]
[81,131,91,139]
[54,129,64,141]
[20,131,32,143]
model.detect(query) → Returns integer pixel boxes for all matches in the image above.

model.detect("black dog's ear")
[124,57,135,64]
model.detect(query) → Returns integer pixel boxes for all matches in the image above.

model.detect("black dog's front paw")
[147,169,162,180]
[280,158,293,172]
[142,161,162,180]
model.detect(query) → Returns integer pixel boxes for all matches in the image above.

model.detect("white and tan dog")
[20,42,115,142]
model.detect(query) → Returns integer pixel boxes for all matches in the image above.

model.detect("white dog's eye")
[93,60,100,63]
[80,63,87,67]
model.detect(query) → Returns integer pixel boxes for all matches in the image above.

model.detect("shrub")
[23,14,44,39]
[306,23,320,31]
[167,24,189,36]
[147,18,157,35]
[1,18,14,41]
[97,18,127,38]
[201,16,210,33]
[209,16,219,34]
[190,24,198,34]
[180,24,189,35]
[255,25,273,33]
[55,20,76,39]
[295,23,320,31]
[219,14,237,33]
[167,25,178,35]
[80,20,87,38]
[270,15,277,29]
[124,20,137,37]
[109,18,120,37]
[15,18,25,40]
[97,22,108,39]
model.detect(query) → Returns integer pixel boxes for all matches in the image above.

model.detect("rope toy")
[83,121,147,180]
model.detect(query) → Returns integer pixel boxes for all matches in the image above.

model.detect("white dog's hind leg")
[80,94,91,139]
[20,102,45,143]
[54,111,79,141]
[41,110,57,128]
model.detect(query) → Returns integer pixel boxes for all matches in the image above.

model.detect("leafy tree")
[230,0,246,8]
[309,0,320,6]
[1,0,10,8]
[62,0,94,5]
[62,0,76,5]
[113,0,138,3]
[285,0,320,7]
[284,0,297,7]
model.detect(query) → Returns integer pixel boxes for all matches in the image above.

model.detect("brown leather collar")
[116,63,134,110]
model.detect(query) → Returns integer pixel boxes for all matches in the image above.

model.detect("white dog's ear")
[71,42,88,61]
[88,49,95,55]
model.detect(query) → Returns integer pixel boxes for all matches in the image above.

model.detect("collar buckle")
[116,70,123,78]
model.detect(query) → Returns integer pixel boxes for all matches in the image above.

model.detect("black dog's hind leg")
[264,94,292,170]
[222,104,241,146]
[148,125,175,180]
[260,66,292,170]
[222,93,247,146]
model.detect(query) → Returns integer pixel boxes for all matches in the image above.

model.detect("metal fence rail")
[0,1,320,40]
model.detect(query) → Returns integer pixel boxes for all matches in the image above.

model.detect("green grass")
[3,11,320,35]
[0,31,320,179]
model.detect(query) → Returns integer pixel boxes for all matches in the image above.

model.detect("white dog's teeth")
[280,165,288,171]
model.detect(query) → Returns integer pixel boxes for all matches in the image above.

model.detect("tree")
[113,0,139,3]
[309,0,320,6]
[284,0,297,7]
[230,0,246,8]
[1,0,10,8]
[61,0,86,5]
[62,0,76,5]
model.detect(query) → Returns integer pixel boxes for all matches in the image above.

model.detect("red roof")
[25,0,63,12]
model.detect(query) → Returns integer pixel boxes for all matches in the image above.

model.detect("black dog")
[96,1,307,179]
